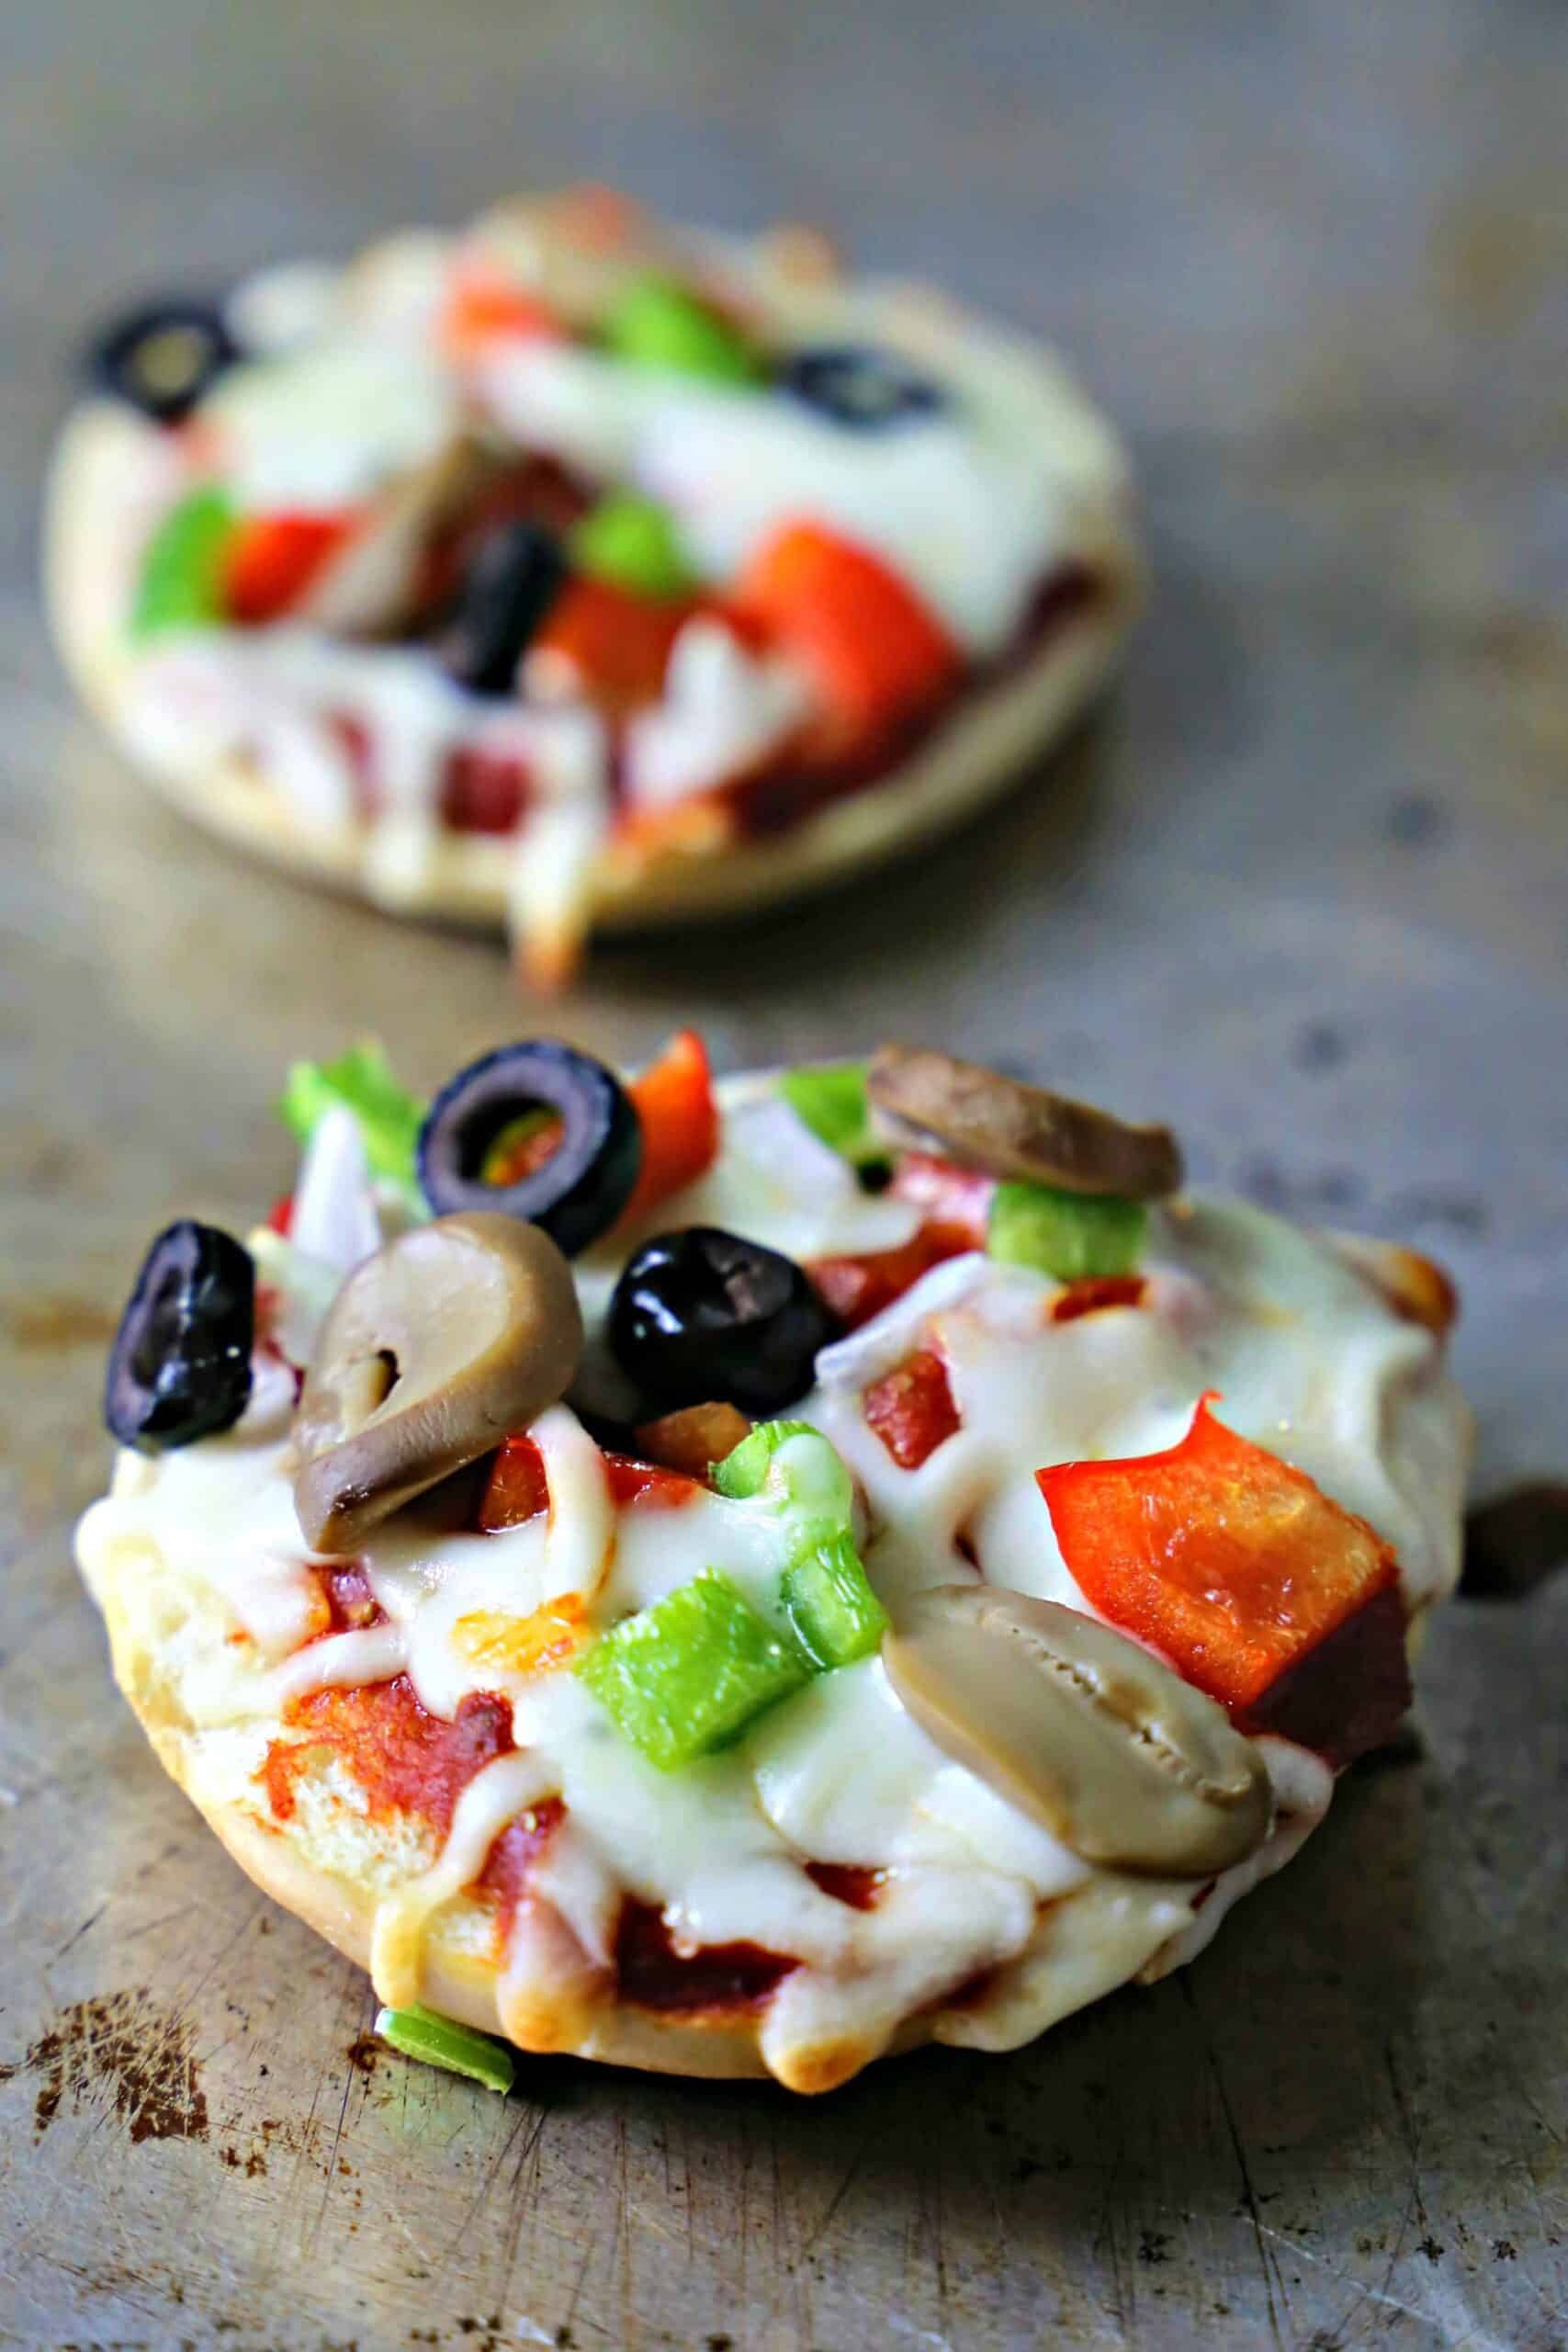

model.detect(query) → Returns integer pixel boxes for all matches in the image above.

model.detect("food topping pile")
[82,1037,1465,2089]
[77,189,1127,978]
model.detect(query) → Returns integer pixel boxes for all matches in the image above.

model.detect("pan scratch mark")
[173,1899,267,2021]
[498,2102,552,2312]
[617,2108,635,2346]
[52,1899,108,1959]
[1258,2225,1444,2329]
[801,2120,879,2256]
[1182,1977,1288,2349]
[1089,2131,1132,2336]
[304,2041,361,2256]
[560,2233,597,2338]
[444,2099,531,2267]
[931,2144,951,2341]
[1377,2037,1426,2284]
[117,1902,200,1945]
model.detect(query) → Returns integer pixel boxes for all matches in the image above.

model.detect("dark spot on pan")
[1385,1182,1487,1237]
[1385,793,1449,847]
[1461,1483,1568,1599]
[345,2032,381,2075]
[7,1988,208,2143]
[1292,1021,1349,1074]
[1238,1157,1363,1218]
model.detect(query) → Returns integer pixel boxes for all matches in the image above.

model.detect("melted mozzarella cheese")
[206,341,460,514]
[75,1078,1469,2075]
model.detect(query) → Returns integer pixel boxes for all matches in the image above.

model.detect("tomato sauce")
[805,1861,883,1911]
[260,1676,513,1832]
[439,743,530,835]
[1050,1274,1147,1323]
[307,1561,387,1635]
[472,1794,567,1947]
[614,1901,797,2016]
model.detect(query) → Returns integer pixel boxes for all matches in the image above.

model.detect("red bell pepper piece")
[808,1224,973,1332]
[528,575,695,713]
[479,1430,702,1529]
[863,1348,961,1470]
[603,1453,702,1510]
[731,521,961,748]
[440,267,567,357]
[619,1028,720,1226]
[888,1152,994,1247]
[224,511,358,624]
[1037,1396,1409,1763]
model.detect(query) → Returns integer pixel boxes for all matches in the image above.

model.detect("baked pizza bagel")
[45,188,1140,987]
[76,1038,1469,2093]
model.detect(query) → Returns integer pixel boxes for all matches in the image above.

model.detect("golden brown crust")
[1329,1232,1460,1339]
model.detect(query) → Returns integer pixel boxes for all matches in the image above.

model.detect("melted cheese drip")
[75,1080,1469,2078]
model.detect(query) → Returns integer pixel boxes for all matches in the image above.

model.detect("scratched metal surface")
[3,1,1567,2346]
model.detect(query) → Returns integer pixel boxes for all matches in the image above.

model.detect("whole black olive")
[779,344,944,431]
[607,1227,838,1416]
[438,522,569,696]
[86,299,240,425]
[105,1220,255,1452]
[417,1041,641,1258]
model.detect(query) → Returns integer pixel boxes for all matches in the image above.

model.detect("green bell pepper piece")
[711,1422,853,1532]
[277,1041,427,1198]
[777,1061,885,1168]
[711,1418,818,1499]
[130,486,234,642]
[987,1180,1146,1281]
[577,1571,809,1770]
[374,2003,515,2093]
[570,491,700,601]
[781,1528,887,1670]
[602,274,761,384]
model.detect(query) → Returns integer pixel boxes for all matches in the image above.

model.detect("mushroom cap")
[292,1211,584,1552]
[867,1045,1183,1199]
[882,1584,1271,1876]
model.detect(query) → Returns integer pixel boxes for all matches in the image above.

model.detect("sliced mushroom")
[297,431,512,639]
[867,1046,1183,1200]
[882,1585,1269,1876]
[292,1212,583,1552]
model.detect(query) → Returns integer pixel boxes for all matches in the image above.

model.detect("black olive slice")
[105,1220,254,1452]
[779,344,944,431]
[437,522,569,696]
[607,1227,838,1416]
[86,299,239,425]
[417,1041,641,1258]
